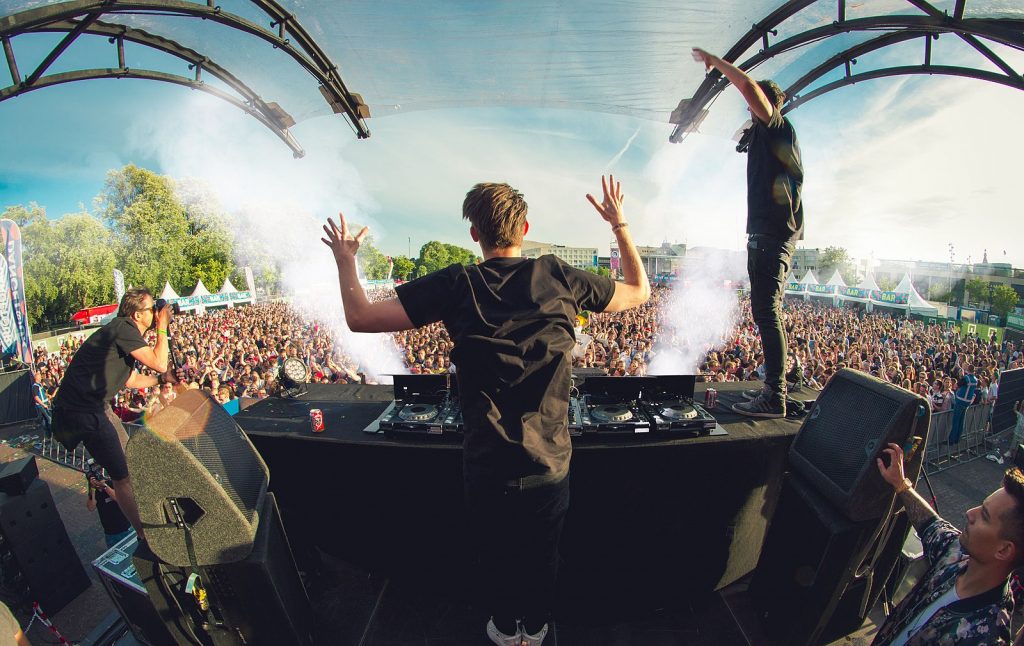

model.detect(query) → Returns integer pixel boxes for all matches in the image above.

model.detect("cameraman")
[86,471,132,549]
[52,288,173,539]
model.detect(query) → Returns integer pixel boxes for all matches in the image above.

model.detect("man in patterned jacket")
[873,442,1020,645]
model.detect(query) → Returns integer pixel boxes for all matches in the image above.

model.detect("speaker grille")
[176,397,265,522]
[792,379,901,492]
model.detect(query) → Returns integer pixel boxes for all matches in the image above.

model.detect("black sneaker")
[732,390,786,418]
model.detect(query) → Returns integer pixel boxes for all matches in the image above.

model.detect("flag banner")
[0,220,34,365]
[243,266,256,295]
[113,268,126,305]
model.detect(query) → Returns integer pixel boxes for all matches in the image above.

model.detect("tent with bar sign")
[785,270,818,301]
[869,274,939,316]
[808,269,846,306]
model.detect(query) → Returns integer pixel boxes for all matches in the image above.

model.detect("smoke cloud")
[127,94,407,381]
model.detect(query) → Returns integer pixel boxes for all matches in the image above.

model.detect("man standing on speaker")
[692,48,803,419]
[874,442,1019,644]
[52,287,173,539]
[323,176,649,646]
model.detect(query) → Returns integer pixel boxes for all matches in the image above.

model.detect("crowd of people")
[30,290,1023,425]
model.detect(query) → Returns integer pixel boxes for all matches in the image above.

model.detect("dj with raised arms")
[323,175,650,646]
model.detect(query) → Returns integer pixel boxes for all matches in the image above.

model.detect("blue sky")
[2,12,1023,271]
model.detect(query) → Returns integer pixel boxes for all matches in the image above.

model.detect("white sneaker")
[486,618,521,646]
[521,623,549,646]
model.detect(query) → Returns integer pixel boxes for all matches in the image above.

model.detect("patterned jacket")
[872,518,1013,645]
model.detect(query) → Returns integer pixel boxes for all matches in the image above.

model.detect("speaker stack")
[124,390,314,646]
[0,456,91,613]
[749,368,931,645]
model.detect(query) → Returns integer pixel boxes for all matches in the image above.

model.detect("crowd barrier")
[924,402,995,474]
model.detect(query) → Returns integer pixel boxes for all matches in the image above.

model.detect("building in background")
[522,240,599,269]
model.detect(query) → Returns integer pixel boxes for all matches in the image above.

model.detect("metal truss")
[0,0,373,157]
[670,0,1024,143]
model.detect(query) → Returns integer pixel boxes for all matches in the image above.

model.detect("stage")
[233,381,813,642]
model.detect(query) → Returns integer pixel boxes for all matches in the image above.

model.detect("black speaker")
[0,456,38,495]
[788,368,929,521]
[134,493,314,646]
[749,472,887,646]
[126,390,269,565]
[0,478,90,613]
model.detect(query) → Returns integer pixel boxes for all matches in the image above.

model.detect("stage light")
[278,357,310,397]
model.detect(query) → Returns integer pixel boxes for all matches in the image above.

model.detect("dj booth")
[235,381,804,614]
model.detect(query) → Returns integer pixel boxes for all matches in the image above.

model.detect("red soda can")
[309,408,325,433]
[704,388,717,409]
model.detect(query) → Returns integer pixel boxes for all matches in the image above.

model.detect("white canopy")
[219,277,239,293]
[825,270,847,288]
[159,281,179,300]
[189,279,211,297]
[894,274,940,315]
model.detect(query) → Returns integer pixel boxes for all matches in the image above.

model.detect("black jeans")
[464,473,570,633]
[747,236,794,398]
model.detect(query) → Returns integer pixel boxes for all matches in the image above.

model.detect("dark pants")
[465,474,570,634]
[747,236,794,398]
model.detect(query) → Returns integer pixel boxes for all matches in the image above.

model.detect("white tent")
[867,274,938,316]
[218,277,254,308]
[219,277,238,293]
[784,270,804,296]
[159,281,179,300]
[809,270,846,306]
[794,270,819,301]
[189,280,211,297]
[838,272,880,308]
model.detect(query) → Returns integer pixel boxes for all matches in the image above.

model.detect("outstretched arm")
[586,175,650,312]
[692,48,774,125]
[322,215,416,333]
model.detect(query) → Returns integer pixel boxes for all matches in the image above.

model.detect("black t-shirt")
[396,255,616,484]
[54,317,147,412]
[746,108,804,242]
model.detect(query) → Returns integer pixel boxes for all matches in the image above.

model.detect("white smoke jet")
[647,249,742,376]
[127,93,408,381]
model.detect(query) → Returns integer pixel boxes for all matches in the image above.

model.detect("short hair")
[462,183,528,249]
[757,80,786,112]
[118,287,153,318]
[1000,468,1024,565]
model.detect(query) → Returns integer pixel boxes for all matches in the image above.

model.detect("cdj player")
[375,374,462,436]
[640,375,718,437]
[576,376,653,435]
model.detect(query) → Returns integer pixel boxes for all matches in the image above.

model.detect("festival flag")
[113,268,126,305]
[0,220,35,365]
[243,266,256,295]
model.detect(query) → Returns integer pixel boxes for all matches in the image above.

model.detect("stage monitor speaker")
[126,389,269,566]
[788,368,929,521]
[134,493,314,646]
[0,478,90,613]
[0,455,39,495]
[749,472,891,646]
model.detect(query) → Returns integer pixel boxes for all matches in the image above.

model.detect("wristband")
[157,329,168,336]
[611,222,629,233]
[894,478,913,495]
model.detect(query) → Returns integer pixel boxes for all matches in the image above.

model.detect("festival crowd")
[31,287,1023,424]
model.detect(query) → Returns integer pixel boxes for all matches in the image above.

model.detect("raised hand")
[586,175,626,228]
[321,213,369,263]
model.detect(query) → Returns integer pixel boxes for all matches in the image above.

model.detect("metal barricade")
[28,419,146,474]
[925,403,995,474]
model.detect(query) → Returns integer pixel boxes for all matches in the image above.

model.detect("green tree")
[416,241,478,275]
[176,179,235,292]
[928,283,952,302]
[991,284,1021,320]
[391,255,416,281]
[6,204,116,326]
[878,276,898,292]
[965,278,990,307]
[99,165,190,292]
[585,266,611,278]
[818,246,857,285]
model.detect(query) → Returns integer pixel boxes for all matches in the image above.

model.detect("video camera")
[85,458,104,485]
[154,298,181,315]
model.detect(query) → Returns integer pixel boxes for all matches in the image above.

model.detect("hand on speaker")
[876,443,906,488]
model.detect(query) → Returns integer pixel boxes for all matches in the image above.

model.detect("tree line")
[3,164,480,329]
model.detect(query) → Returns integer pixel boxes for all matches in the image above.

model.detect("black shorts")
[51,406,130,481]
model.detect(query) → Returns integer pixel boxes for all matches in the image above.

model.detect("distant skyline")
[2,32,1022,270]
